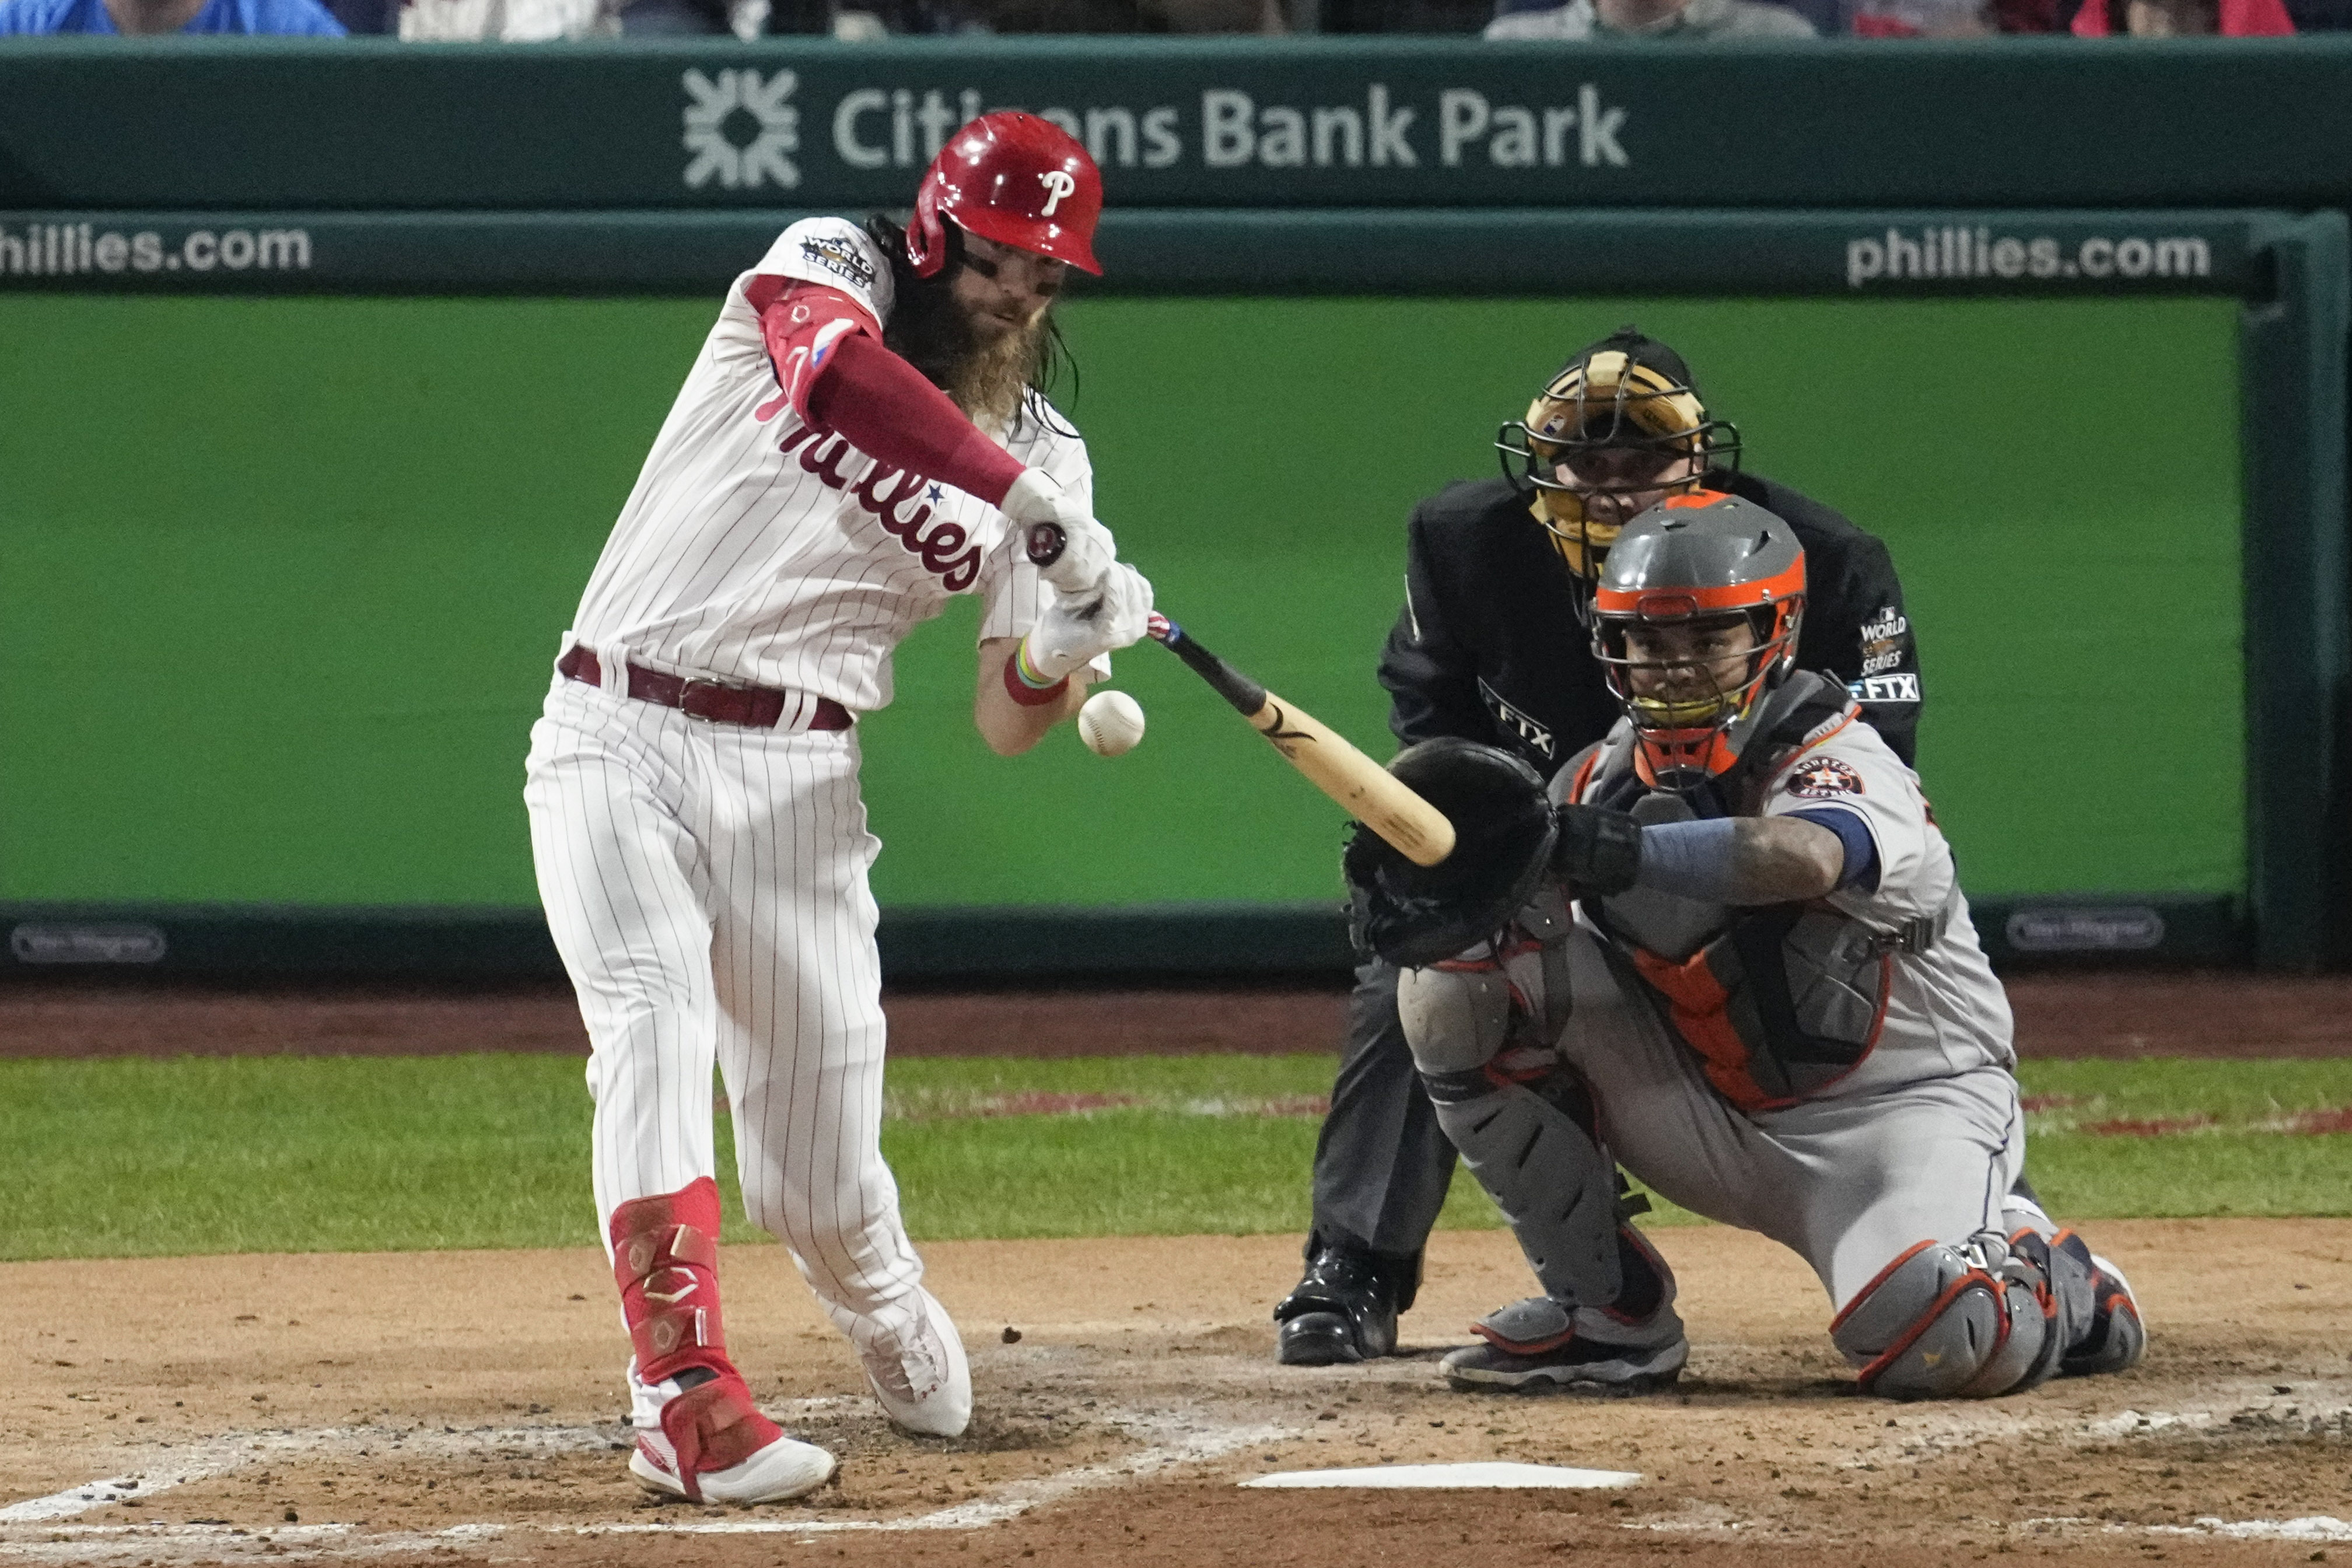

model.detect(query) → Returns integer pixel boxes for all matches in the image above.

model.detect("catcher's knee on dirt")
[1397,964,1620,1306]
[1829,1230,2068,1400]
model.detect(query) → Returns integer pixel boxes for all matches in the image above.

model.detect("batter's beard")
[879,268,1050,430]
[943,313,1050,432]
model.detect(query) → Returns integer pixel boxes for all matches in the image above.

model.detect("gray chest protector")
[1564,675,1948,1113]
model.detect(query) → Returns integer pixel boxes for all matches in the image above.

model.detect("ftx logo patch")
[1479,678,1555,761]
[1849,673,1921,705]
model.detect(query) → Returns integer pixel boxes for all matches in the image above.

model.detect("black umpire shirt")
[1380,470,1920,772]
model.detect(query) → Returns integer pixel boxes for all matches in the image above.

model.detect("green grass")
[2,1054,2347,1262]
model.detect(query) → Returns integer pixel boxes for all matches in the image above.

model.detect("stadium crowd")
[0,0,2339,40]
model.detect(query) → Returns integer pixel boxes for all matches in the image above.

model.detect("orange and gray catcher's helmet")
[1591,491,1806,789]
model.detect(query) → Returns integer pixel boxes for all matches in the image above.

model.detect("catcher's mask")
[1591,492,1806,792]
[1496,326,1741,594]
[1345,739,1556,968]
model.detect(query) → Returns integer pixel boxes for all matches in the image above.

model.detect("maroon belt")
[558,645,851,731]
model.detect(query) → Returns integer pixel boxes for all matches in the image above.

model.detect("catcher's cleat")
[848,1286,973,1438]
[1440,1336,1687,1394]
[2054,1233,2146,1378]
[629,1370,836,1506]
[1440,1296,1686,1394]
[1274,1246,1401,1366]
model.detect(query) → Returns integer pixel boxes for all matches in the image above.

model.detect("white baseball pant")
[522,674,927,1326]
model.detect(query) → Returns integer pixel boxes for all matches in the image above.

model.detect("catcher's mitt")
[1344,739,1558,967]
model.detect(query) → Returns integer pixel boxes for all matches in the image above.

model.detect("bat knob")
[1024,523,1066,566]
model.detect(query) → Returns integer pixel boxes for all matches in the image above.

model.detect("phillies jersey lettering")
[767,425,982,592]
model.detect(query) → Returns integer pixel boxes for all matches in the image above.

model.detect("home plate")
[1242,1462,1641,1490]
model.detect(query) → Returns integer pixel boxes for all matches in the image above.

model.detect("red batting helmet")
[906,112,1104,279]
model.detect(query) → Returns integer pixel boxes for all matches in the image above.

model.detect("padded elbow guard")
[1829,1230,2065,1401]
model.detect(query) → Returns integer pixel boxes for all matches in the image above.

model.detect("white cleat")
[850,1286,973,1438]
[630,1429,842,1504]
[625,1369,836,1505]
[629,1426,837,1506]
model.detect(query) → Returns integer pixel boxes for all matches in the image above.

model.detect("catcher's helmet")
[907,113,1104,279]
[1591,492,1807,789]
[1496,327,1741,592]
[1345,739,1556,967]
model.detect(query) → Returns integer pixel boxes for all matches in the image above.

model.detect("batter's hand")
[1000,469,1115,592]
[1022,563,1155,682]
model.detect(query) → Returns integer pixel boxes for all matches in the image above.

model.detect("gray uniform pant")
[1310,949,2027,1313]
[1552,927,2024,1309]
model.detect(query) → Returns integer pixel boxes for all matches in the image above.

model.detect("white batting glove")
[1000,467,1085,528]
[1000,468,1115,593]
[1021,563,1156,683]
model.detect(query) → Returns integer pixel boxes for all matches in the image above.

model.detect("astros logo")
[1786,757,1865,799]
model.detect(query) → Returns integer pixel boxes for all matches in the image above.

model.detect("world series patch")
[1786,757,1865,799]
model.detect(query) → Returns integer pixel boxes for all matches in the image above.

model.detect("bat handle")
[1024,522,1066,567]
[1150,614,1267,716]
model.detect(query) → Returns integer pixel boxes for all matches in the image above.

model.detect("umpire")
[1273,325,1926,1365]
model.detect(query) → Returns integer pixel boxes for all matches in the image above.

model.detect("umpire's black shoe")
[1273,1247,1400,1365]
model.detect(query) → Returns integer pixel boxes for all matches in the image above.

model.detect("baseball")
[1077,689,1146,757]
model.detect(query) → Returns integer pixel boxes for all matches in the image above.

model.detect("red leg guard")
[610,1177,732,1387]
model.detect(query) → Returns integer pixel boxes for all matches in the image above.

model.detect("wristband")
[1002,643,1069,707]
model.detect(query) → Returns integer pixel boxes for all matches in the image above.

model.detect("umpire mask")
[1497,327,1741,593]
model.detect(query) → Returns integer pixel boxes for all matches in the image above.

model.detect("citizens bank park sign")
[679,68,1634,194]
[2,42,2349,213]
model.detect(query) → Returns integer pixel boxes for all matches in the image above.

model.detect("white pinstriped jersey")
[568,217,1087,713]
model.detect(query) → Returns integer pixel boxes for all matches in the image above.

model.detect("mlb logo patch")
[1786,757,1865,799]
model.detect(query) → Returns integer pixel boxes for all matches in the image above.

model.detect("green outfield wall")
[0,291,2241,915]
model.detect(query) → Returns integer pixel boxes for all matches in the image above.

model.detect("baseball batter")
[1347,493,2144,1398]
[523,114,1150,1504]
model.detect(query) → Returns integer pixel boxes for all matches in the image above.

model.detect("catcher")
[1347,493,2145,1398]
[1278,326,1920,1366]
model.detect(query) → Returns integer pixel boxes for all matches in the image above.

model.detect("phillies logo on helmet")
[906,111,1105,279]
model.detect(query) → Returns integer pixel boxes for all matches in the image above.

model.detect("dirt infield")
[7,978,2347,1562]
[6,1222,2348,1567]
[9,970,2352,1060]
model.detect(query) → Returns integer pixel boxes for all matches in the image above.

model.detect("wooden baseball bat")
[1153,616,1457,868]
[1021,525,1457,868]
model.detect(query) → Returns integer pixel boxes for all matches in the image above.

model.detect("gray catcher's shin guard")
[1829,1230,2063,1400]
[1397,964,1620,1308]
